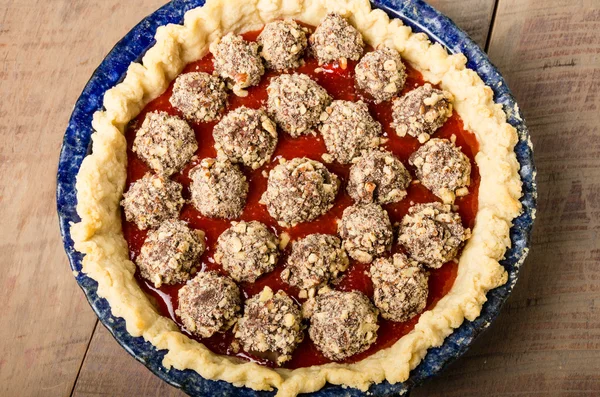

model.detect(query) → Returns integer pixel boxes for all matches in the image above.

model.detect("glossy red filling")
[122,28,480,369]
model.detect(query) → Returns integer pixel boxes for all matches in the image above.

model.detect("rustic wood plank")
[427,0,497,48]
[0,1,166,396]
[72,325,186,397]
[414,0,600,395]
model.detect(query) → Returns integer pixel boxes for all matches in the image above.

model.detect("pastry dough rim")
[70,0,523,395]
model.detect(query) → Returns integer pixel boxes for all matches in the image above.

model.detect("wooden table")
[1,0,599,395]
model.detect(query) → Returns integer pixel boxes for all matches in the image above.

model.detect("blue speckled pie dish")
[56,0,537,395]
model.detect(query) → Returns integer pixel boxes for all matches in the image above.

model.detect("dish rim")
[56,0,537,395]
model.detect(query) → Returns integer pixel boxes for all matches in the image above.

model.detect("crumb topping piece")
[370,253,428,322]
[391,83,454,143]
[169,72,228,122]
[355,47,406,103]
[261,157,340,226]
[309,13,364,65]
[338,203,393,263]
[176,271,241,338]
[281,234,349,293]
[214,221,279,283]
[303,289,378,361]
[398,202,471,268]
[258,19,309,70]
[211,33,265,95]
[320,100,382,164]
[122,173,185,230]
[213,106,278,169]
[189,158,248,219]
[137,219,205,287]
[267,73,331,137]
[409,138,471,203]
[347,149,411,204]
[235,287,304,365]
[133,111,197,176]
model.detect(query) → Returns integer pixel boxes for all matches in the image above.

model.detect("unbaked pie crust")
[71,0,522,395]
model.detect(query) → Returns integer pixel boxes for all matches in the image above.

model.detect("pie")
[71,0,523,395]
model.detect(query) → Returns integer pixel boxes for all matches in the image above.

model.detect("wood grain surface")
[1,0,598,396]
